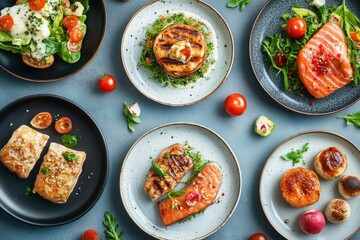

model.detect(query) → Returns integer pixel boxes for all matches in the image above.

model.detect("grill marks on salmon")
[297,22,353,98]
[144,143,193,201]
[157,163,222,226]
[153,24,206,77]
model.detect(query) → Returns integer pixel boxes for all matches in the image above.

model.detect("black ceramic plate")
[0,0,106,82]
[250,0,360,115]
[0,95,108,226]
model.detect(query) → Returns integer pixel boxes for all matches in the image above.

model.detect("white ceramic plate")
[121,0,234,106]
[120,123,241,240]
[260,131,360,239]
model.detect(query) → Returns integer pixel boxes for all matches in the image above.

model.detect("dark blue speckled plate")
[250,0,360,115]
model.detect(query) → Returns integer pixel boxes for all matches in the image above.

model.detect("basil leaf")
[281,143,309,166]
[152,162,167,177]
[168,190,185,197]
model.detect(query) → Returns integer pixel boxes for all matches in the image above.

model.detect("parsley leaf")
[103,211,123,240]
[281,143,309,166]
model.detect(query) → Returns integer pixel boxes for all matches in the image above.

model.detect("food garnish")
[139,13,216,87]
[62,151,78,162]
[338,111,360,128]
[30,112,52,130]
[61,134,78,148]
[82,229,98,240]
[41,166,49,175]
[254,115,275,136]
[55,117,73,134]
[152,162,167,177]
[167,190,185,210]
[185,142,209,184]
[226,0,253,11]
[262,0,359,95]
[103,211,123,240]
[281,143,309,165]
[98,74,116,92]
[25,186,33,196]
[123,102,141,132]
[224,93,247,117]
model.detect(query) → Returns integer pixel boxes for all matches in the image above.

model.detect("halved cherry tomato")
[98,74,116,92]
[224,93,247,116]
[68,27,84,43]
[30,112,52,129]
[82,229,98,240]
[55,117,72,134]
[67,41,82,52]
[248,233,268,240]
[286,17,307,39]
[29,0,46,10]
[62,15,79,29]
[0,15,14,31]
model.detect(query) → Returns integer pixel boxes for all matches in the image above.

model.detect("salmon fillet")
[280,168,320,208]
[153,24,206,77]
[157,163,222,226]
[297,22,353,98]
[144,143,193,201]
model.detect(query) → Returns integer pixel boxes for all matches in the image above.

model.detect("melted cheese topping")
[168,41,193,63]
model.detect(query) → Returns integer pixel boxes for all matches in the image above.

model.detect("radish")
[298,210,325,235]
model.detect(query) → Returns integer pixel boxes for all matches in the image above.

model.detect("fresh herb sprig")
[226,0,253,11]
[338,111,360,127]
[123,102,141,132]
[167,190,185,210]
[152,162,167,177]
[185,142,209,184]
[103,211,123,240]
[282,143,309,166]
[181,209,206,223]
[138,13,215,87]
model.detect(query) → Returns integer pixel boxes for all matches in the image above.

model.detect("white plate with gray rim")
[121,0,234,106]
[120,122,241,240]
[260,131,360,240]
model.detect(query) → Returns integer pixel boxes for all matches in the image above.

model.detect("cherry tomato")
[274,52,287,67]
[55,117,73,134]
[29,0,46,10]
[82,229,98,240]
[30,112,52,129]
[98,74,116,92]
[0,15,14,31]
[62,15,79,29]
[67,41,82,52]
[68,27,84,43]
[248,233,268,240]
[286,17,307,39]
[224,93,247,116]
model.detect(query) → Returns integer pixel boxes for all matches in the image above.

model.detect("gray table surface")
[0,0,359,239]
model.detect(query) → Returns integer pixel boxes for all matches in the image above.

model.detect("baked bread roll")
[280,168,320,208]
[338,174,360,199]
[324,199,350,224]
[314,147,347,179]
[153,24,206,77]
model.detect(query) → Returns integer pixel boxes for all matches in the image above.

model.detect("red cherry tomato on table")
[82,229,98,240]
[29,0,46,10]
[224,93,247,116]
[69,27,84,43]
[0,15,14,31]
[30,112,52,129]
[62,15,79,29]
[98,74,116,92]
[286,17,307,39]
[55,117,72,134]
[248,232,268,240]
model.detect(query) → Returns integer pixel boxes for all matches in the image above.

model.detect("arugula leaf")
[281,143,309,166]
[338,111,360,128]
[226,0,253,11]
[185,142,209,184]
[103,211,123,240]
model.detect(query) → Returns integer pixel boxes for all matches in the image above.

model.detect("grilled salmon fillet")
[297,22,353,98]
[153,24,206,77]
[144,143,193,201]
[0,125,49,178]
[33,142,86,204]
[158,162,222,226]
[314,147,347,179]
[280,168,320,208]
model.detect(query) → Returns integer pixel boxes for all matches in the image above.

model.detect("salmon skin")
[157,162,222,226]
[144,143,193,201]
[297,22,353,98]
